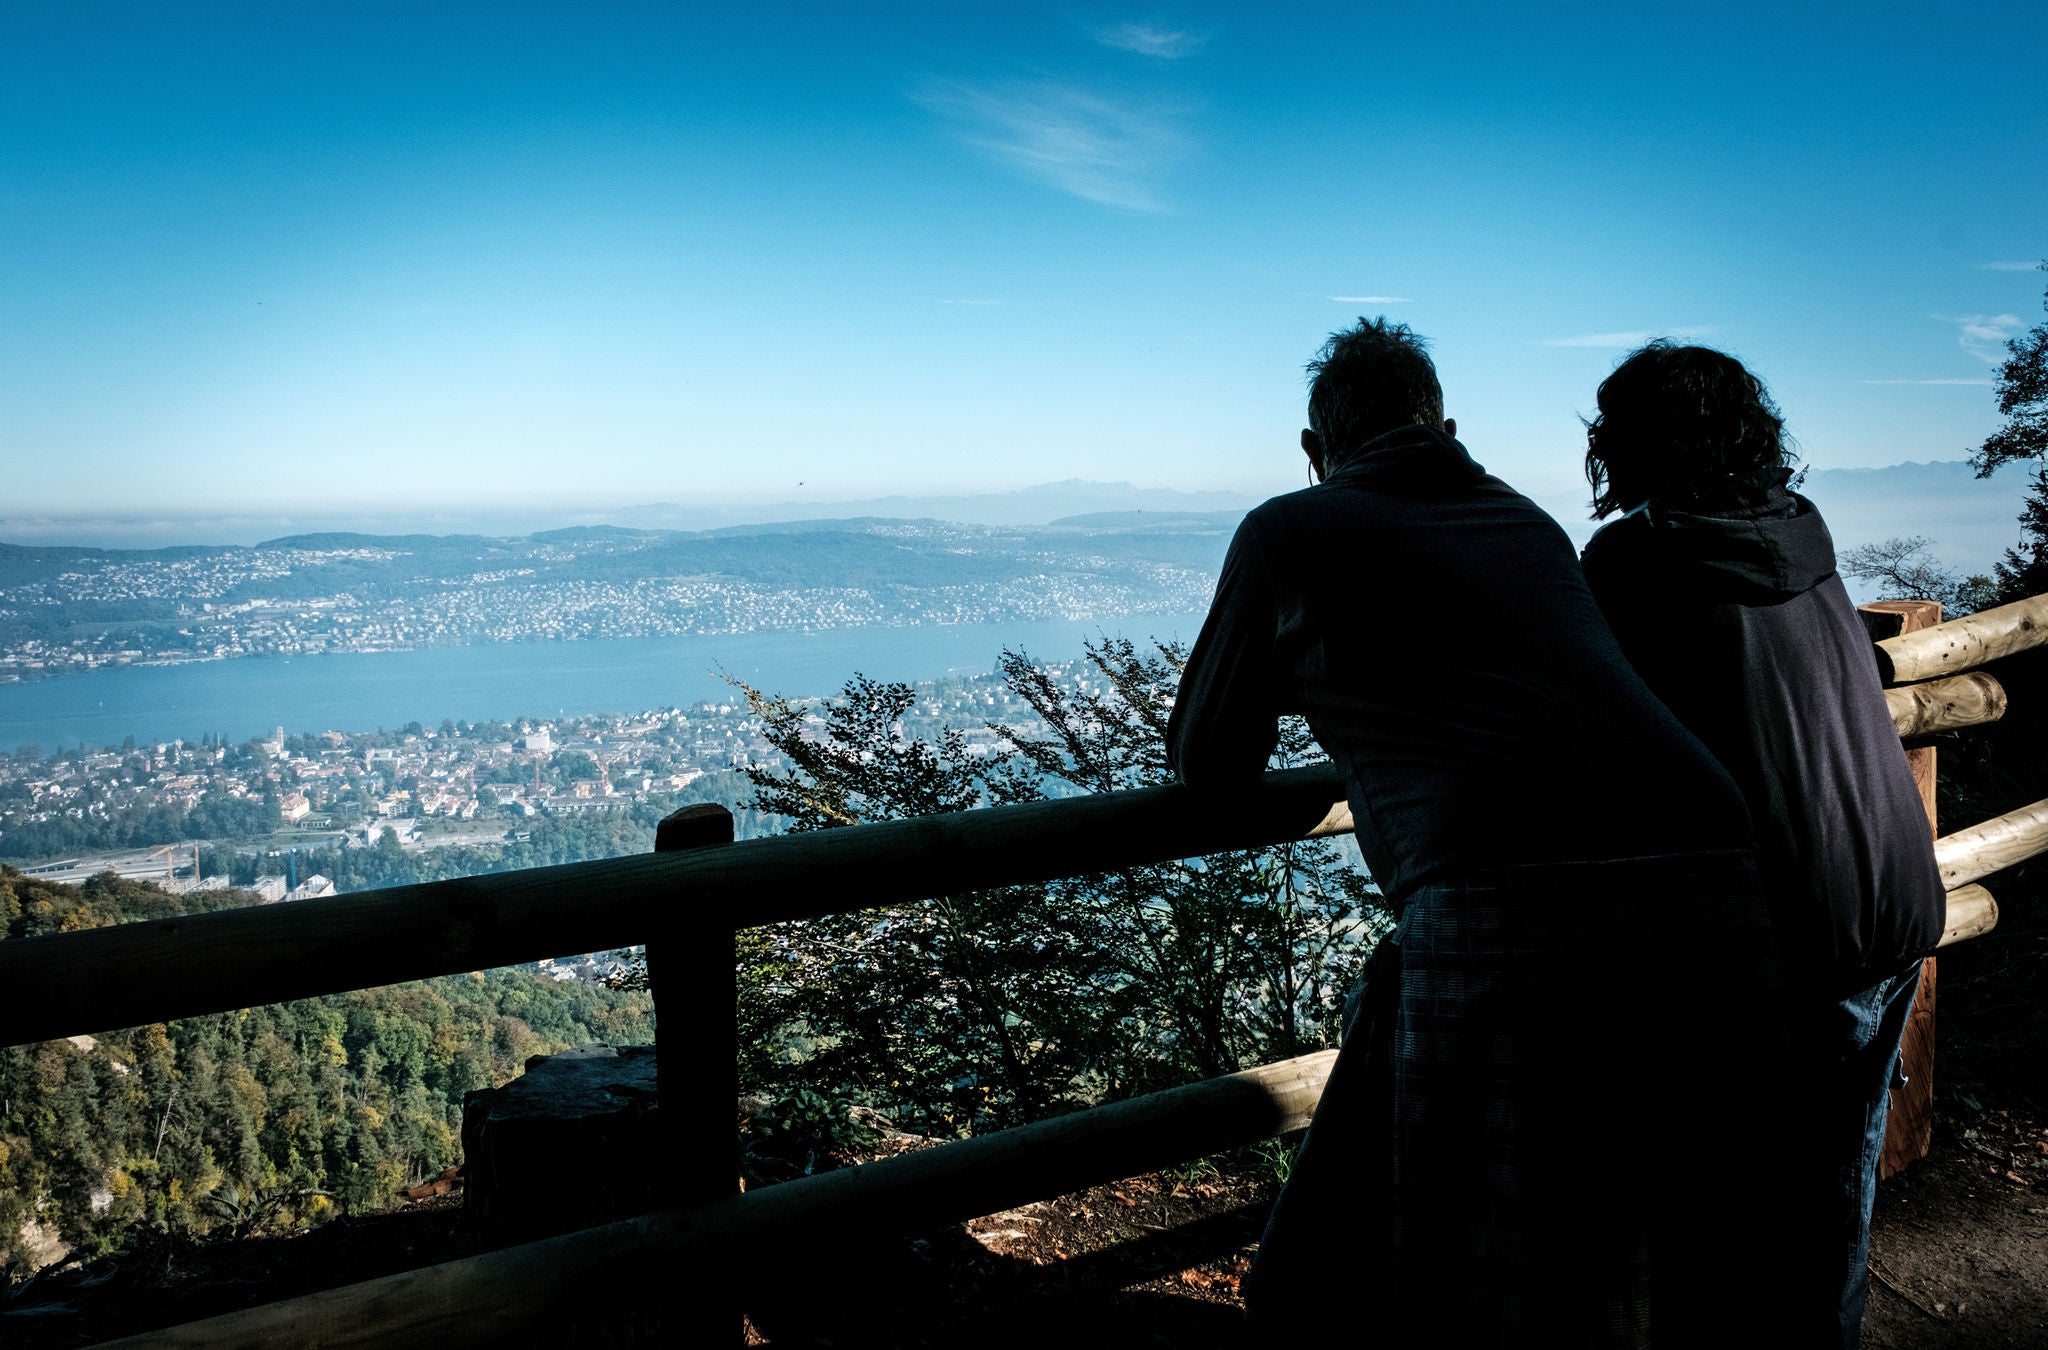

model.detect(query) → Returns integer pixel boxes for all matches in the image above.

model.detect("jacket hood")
[1617,485,1839,603]
[1321,424,1487,493]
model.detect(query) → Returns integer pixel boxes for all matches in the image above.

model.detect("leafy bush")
[733,638,1387,1138]
[745,1088,882,1181]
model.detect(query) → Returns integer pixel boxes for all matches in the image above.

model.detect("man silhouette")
[1168,318,1792,1347]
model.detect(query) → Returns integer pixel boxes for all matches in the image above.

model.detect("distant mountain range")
[601,480,1261,532]
[0,464,2032,575]
[0,481,1264,550]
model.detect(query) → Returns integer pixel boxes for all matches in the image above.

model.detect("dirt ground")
[1863,1101,2048,1348]
[743,1101,2048,1350]
[6,1101,2044,1347]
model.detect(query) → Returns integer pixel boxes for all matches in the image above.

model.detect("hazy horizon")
[0,477,1263,549]
[0,459,2033,584]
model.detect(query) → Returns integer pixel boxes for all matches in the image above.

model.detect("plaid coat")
[1249,851,1793,1349]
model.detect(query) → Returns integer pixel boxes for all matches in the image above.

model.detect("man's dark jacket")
[1168,425,1793,1345]
[1167,423,1753,904]
[1581,487,1947,990]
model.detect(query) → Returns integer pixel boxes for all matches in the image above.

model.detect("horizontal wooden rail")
[1939,884,1998,948]
[1933,796,2048,890]
[1876,593,2048,683]
[1884,671,2007,739]
[0,767,1353,1048]
[10,765,2037,1054]
[100,1050,1338,1349]
[90,861,2017,1349]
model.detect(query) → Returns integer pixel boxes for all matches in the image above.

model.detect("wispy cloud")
[1095,22,1205,58]
[1980,260,2045,272]
[1330,295,1410,304]
[1541,326,1716,349]
[912,77,1189,212]
[1936,312,2023,362]
[1859,378,1994,386]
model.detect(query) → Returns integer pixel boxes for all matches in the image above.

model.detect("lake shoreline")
[0,614,1208,752]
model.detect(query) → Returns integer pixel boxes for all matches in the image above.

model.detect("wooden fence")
[5,592,2048,1347]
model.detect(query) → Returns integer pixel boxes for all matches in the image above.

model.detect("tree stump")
[461,1044,661,1251]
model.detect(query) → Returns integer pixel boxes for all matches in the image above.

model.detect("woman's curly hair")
[1584,341,1797,518]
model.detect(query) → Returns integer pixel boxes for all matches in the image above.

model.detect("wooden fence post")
[650,802,739,1342]
[1861,600,1941,1176]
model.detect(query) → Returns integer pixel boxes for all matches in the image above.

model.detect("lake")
[0,614,1209,751]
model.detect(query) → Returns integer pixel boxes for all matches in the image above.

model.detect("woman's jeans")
[1803,960,1924,1349]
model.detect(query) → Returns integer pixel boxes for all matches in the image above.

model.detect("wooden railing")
[6,592,2048,1347]
[0,767,1353,1046]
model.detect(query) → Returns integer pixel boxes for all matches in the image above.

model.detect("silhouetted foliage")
[736,672,1093,1132]
[1937,260,2048,1098]
[732,639,1385,1137]
[1840,536,1994,617]
[1969,262,2048,601]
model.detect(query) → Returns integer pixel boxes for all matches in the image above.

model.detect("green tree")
[1839,536,1995,616]
[996,639,1380,1087]
[1937,258,2048,1102]
[555,749,599,778]
[1970,261,2048,601]
[733,641,1385,1135]
[737,675,1090,1133]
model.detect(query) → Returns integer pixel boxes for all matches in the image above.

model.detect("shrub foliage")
[734,638,1385,1137]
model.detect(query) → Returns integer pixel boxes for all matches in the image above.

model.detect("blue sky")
[3,2,2044,537]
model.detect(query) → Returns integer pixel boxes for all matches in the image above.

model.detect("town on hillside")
[0,522,1228,679]
[0,658,1111,902]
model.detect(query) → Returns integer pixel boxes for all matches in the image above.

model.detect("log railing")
[1875,592,2048,684]
[8,591,2048,1347]
[0,767,1354,1048]
[97,1053,1340,1349]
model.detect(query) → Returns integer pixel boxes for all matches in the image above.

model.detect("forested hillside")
[0,868,653,1276]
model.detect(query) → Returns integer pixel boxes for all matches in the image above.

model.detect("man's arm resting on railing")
[1168,518,1285,787]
